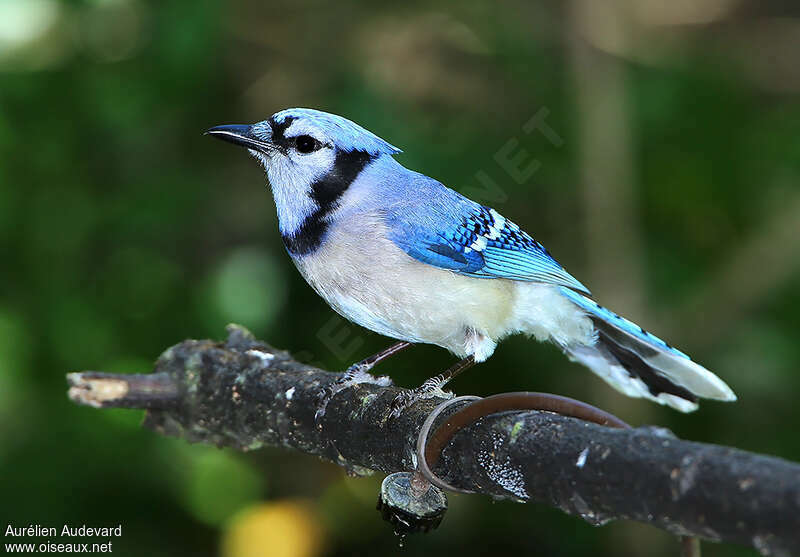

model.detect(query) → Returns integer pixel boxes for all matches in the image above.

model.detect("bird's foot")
[389,378,454,418]
[315,363,392,422]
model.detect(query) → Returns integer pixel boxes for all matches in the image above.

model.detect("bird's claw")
[389,390,415,418]
[315,364,392,422]
[389,386,453,418]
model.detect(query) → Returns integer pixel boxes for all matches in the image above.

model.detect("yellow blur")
[221,500,325,557]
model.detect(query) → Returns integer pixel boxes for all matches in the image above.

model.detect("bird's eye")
[294,135,320,154]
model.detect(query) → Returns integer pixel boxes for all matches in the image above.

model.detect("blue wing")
[385,189,590,295]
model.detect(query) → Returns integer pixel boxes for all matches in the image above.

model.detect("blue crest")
[268,108,402,156]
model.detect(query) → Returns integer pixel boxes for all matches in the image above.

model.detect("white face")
[250,118,338,235]
[208,108,400,254]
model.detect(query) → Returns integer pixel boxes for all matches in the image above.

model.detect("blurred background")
[1,0,799,555]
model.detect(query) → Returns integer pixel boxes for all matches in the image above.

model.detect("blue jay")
[207,108,736,416]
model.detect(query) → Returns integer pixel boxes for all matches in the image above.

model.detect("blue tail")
[559,287,736,412]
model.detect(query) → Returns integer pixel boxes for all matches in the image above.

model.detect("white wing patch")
[470,235,488,252]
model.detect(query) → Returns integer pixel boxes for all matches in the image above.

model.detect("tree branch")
[66,325,799,556]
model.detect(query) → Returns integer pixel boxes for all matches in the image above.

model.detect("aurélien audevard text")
[5,524,123,553]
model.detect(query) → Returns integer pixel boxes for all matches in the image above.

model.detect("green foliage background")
[1,1,799,556]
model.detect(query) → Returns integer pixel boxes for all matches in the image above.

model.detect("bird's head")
[206,108,401,250]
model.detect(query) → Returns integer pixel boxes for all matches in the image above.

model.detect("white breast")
[293,213,510,359]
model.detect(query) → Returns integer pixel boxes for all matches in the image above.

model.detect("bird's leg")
[315,341,413,420]
[347,340,413,376]
[390,356,477,418]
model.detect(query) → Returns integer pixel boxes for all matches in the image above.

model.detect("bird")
[206,107,736,416]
